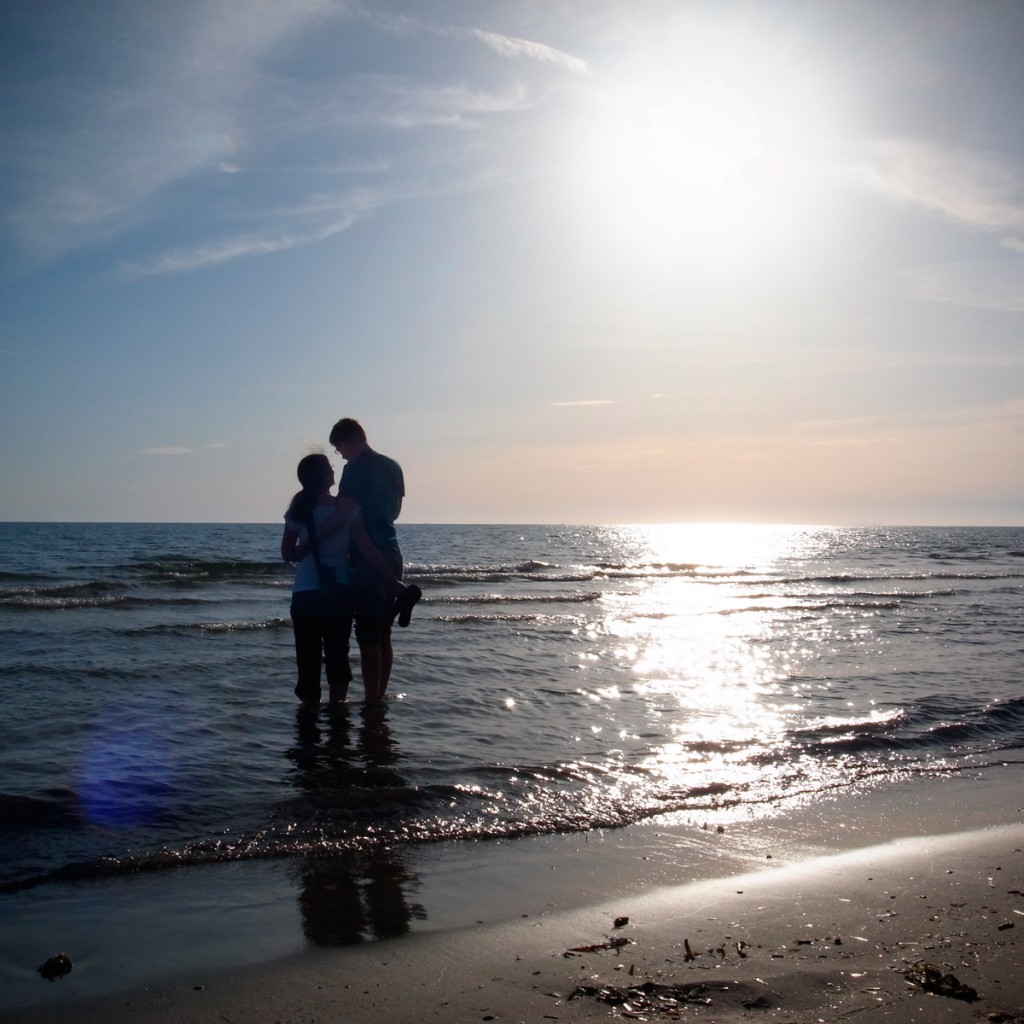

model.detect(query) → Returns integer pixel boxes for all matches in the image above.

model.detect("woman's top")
[284,502,360,593]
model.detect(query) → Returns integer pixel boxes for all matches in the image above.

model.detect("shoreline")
[3,763,1024,1021]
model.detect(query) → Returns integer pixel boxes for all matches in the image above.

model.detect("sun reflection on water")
[613,521,830,572]
[586,524,845,808]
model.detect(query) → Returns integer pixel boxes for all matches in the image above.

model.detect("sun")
[613,78,769,196]
[557,25,839,268]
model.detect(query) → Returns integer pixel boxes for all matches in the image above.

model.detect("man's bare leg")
[360,644,384,703]
[378,637,394,697]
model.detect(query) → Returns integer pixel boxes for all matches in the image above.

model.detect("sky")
[1,0,1023,525]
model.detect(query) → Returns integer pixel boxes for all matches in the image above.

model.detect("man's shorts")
[352,546,403,645]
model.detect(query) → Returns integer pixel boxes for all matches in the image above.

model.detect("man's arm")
[389,461,405,521]
[312,498,358,541]
[351,514,404,597]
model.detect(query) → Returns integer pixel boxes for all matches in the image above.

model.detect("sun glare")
[601,77,776,199]
[560,25,838,268]
[622,522,826,571]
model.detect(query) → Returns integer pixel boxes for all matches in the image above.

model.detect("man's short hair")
[329,417,368,446]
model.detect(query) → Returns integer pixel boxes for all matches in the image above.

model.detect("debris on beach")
[563,935,632,957]
[613,915,630,928]
[38,952,73,981]
[569,979,713,1012]
[902,960,979,1002]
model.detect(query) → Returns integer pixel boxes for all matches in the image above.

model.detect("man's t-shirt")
[338,450,404,554]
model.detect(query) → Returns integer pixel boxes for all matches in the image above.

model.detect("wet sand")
[4,767,1024,1023]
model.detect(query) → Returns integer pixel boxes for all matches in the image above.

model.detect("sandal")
[392,584,422,627]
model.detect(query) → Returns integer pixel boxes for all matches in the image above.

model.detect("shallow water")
[2,522,1022,900]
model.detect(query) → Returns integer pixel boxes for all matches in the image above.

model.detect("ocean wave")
[135,556,284,573]
[3,721,1018,896]
[773,570,1024,586]
[410,571,597,586]
[0,590,217,611]
[0,756,954,895]
[595,561,703,572]
[405,562,713,584]
[406,561,555,578]
[199,618,291,634]
[0,580,122,600]
[790,708,908,738]
[434,592,601,605]
[437,613,545,625]
[0,790,80,828]
[133,618,293,635]
[132,558,286,583]
[411,565,1024,589]
[717,599,905,616]
[786,698,1024,757]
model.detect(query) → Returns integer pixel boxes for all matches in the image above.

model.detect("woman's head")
[296,453,333,491]
[286,453,333,521]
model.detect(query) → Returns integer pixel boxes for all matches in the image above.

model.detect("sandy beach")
[5,766,1023,1024]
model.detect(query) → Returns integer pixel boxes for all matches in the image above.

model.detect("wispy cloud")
[360,8,588,75]
[138,442,226,455]
[791,394,1024,442]
[5,2,584,276]
[309,156,393,175]
[470,29,588,75]
[903,260,1024,312]
[7,2,338,263]
[326,79,532,129]
[851,140,1024,309]
[857,139,1024,232]
[551,399,618,407]
[120,186,394,277]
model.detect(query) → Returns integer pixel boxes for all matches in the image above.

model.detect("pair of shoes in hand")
[391,584,422,627]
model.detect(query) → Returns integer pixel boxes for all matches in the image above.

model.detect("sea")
[2,522,1023,968]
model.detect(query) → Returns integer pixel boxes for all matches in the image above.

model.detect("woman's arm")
[281,524,301,563]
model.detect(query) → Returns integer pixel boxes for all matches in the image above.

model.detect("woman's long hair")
[285,453,332,523]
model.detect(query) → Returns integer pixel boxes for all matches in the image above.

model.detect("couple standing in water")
[281,418,421,709]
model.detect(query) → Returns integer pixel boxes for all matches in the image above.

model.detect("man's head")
[329,417,368,461]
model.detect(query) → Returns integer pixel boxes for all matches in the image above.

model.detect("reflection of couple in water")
[281,418,421,708]
[289,704,425,945]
